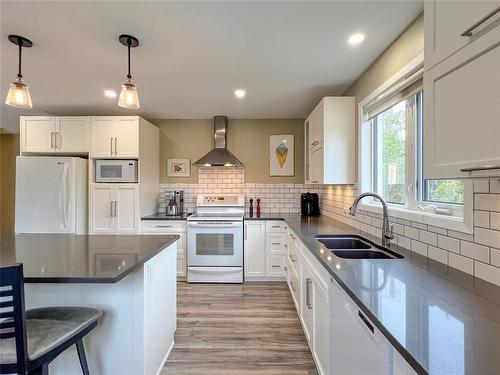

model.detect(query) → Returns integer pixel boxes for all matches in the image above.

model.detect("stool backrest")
[0,264,28,374]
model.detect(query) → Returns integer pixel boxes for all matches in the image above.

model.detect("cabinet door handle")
[311,140,319,146]
[114,138,118,155]
[461,6,500,36]
[357,310,374,334]
[110,201,114,217]
[290,281,296,291]
[51,132,55,149]
[284,266,288,272]
[114,201,118,217]
[306,278,312,309]
[289,233,297,240]
[55,132,61,149]
[460,165,500,172]
[110,137,114,155]
[289,255,297,263]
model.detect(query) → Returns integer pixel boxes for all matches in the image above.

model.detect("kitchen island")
[0,234,179,375]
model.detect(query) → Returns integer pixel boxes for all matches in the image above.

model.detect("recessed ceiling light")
[348,33,365,45]
[104,89,117,98]
[234,89,246,99]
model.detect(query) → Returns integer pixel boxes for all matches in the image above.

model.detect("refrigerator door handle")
[60,162,69,229]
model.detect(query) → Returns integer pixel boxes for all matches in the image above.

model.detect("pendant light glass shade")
[5,78,32,109]
[118,80,140,109]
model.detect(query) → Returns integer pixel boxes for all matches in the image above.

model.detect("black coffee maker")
[301,193,320,216]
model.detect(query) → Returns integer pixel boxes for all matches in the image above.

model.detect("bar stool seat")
[0,307,102,364]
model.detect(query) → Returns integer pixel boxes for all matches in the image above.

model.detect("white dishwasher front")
[329,277,390,375]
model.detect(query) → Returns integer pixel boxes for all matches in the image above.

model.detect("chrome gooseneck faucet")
[347,192,394,247]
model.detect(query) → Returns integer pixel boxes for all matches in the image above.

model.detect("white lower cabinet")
[141,220,187,278]
[90,184,139,234]
[283,224,416,375]
[244,221,267,278]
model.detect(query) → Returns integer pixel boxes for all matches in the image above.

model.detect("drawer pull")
[460,164,500,172]
[284,266,288,271]
[271,265,281,268]
[461,6,500,37]
[289,233,297,239]
[289,255,297,263]
[271,242,281,245]
[271,225,281,228]
[358,310,374,334]
[155,225,173,228]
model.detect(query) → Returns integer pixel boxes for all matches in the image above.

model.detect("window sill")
[358,202,473,234]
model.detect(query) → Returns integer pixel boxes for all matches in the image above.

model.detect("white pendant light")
[118,34,140,109]
[5,35,33,109]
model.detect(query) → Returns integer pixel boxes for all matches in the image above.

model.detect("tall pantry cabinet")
[89,116,159,234]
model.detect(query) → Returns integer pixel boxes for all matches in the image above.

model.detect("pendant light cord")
[17,41,23,79]
[127,38,132,80]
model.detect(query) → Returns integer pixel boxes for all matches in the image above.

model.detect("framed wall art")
[270,135,294,176]
[167,158,191,177]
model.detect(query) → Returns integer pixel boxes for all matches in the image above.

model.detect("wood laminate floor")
[162,282,318,375]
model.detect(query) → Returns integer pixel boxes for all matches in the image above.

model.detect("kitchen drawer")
[266,221,287,233]
[266,233,287,255]
[266,255,285,277]
[141,220,186,233]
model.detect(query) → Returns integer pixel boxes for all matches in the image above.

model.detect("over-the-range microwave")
[95,159,138,183]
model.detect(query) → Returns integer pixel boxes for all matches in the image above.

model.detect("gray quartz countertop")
[0,234,179,283]
[258,214,500,375]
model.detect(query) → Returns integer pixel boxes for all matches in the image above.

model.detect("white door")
[90,185,115,234]
[301,259,314,345]
[57,117,90,153]
[115,186,138,234]
[425,1,500,69]
[92,117,115,157]
[309,146,324,184]
[313,281,330,375]
[114,117,139,157]
[424,33,500,179]
[244,222,266,278]
[20,117,56,153]
[15,157,75,233]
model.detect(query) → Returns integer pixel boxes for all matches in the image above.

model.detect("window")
[362,67,466,219]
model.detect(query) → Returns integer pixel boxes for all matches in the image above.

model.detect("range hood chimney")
[193,116,244,167]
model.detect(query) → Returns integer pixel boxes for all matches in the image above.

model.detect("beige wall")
[0,134,20,235]
[343,13,423,181]
[154,119,304,184]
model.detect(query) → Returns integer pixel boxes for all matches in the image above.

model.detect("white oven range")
[187,194,245,283]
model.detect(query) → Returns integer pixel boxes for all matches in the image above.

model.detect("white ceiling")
[0,1,422,133]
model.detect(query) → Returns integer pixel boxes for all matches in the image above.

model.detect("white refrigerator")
[15,156,88,234]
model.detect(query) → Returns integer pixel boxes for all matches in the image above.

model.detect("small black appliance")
[301,192,320,216]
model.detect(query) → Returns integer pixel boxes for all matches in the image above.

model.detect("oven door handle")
[188,222,242,228]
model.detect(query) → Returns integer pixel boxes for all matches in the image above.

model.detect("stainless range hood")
[193,116,244,167]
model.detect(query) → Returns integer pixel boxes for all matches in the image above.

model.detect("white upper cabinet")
[304,97,355,184]
[20,116,90,154]
[91,116,139,158]
[424,0,500,70]
[424,3,500,179]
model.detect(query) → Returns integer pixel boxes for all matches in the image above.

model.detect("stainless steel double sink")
[314,235,403,259]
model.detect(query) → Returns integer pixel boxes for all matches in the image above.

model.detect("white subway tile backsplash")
[491,248,500,267]
[474,227,500,248]
[428,246,448,265]
[490,179,500,194]
[411,240,428,256]
[419,230,438,246]
[405,227,419,240]
[460,241,489,263]
[490,212,500,231]
[448,253,474,275]
[475,194,500,212]
[473,179,490,193]
[474,210,490,228]
[474,261,500,286]
[437,235,460,254]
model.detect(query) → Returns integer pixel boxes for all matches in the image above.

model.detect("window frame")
[357,53,473,234]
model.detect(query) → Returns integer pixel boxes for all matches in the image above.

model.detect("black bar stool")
[0,264,102,375]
